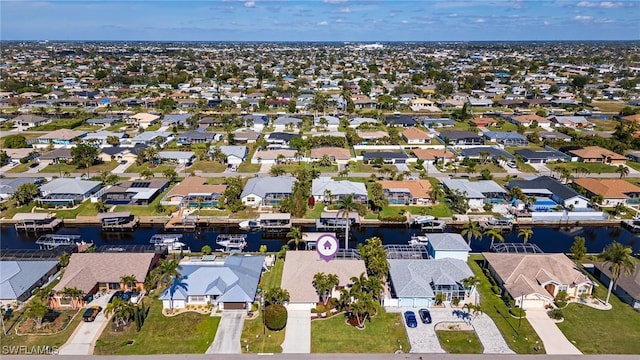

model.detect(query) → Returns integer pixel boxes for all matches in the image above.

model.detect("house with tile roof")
[402,127,431,144]
[163,176,226,208]
[12,114,50,130]
[0,261,59,303]
[311,177,368,204]
[159,255,264,311]
[568,146,627,165]
[469,117,497,128]
[387,258,473,307]
[412,148,456,163]
[127,112,161,129]
[483,253,593,309]
[378,179,432,205]
[309,147,352,162]
[241,175,296,207]
[509,114,550,127]
[573,178,640,207]
[51,252,159,308]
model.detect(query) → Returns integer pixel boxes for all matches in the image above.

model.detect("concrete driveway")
[281,304,311,354]
[206,311,245,354]
[526,309,582,355]
[112,161,133,174]
[57,295,111,355]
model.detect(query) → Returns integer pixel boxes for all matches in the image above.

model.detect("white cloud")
[401,20,409,24]
[324,0,348,4]
[574,15,593,20]
[476,18,485,23]
[244,1,255,8]
[543,21,550,25]
[338,7,352,13]
[317,21,329,26]
[577,1,625,8]
[594,18,616,23]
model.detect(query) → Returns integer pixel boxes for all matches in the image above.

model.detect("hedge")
[264,304,287,331]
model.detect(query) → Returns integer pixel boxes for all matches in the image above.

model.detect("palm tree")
[336,194,362,250]
[461,276,479,296]
[120,274,138,290]
[599,241,636,305]
[616,165,630,179]
[144,146,159,164]
[350,292,376,328]
[286,226,304,250]
[153,258,182,290]
[313,272,339,305]
[518,228,534,243]
[484,228,505,248]
[461,220,482,246]
[25,299,48,329]
[62,287,84,310]
[104,297,136,328]
[269,165,286,177]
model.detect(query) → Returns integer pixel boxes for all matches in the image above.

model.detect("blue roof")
[484,131,526,140]
[0,261,59,300]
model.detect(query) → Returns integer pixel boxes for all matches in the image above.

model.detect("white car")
[507,162,517,168]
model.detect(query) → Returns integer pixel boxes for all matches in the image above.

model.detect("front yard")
[311,307,410,353]
[436,330,484,354]
[40,161,119,175]
[94,297,220,355]
[550,162,619,174]
[0,308,83,351]
[188,160,227,173]
[125,162,179,174]
[468,255,545,354]
[556,270,640,354]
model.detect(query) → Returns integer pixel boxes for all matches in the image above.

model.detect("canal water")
[1,224,638,254]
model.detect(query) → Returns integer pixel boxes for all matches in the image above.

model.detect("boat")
[481,217,514,230]
[239,219,261,231]
[35,234,82,249]
[216,234,247,251]
[149,234,185,250]
[420,219,447,232]
[412,215,435,225]
[409,234,429,246]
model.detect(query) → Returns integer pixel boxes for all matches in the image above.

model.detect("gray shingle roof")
[39,178,102,196]
[312,177,367,197]
[241,176,295,199]
[388,258,473,298]
[507,176,579,201]
[219,146,247,160]
[0,261,59,300]
[425,233,471,251]
[442,179,507,199]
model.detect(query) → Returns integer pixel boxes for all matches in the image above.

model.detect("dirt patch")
[434,321,474,331]
[17,309,79,335]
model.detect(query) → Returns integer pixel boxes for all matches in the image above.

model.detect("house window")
[190,295,206,303]
[247,197,255,202]
[558,285,568,292]
[108,282,120,290]
[578,286,589,294]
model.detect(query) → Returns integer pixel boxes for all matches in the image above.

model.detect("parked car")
[418,308,432,324]
[507,161,517,168]
[109,291,124,303]
[404,310,418,328]
[119,160,127,165]
[82,306,102,322]
[130,291,141,304]
[121,291,132,302]
[29,162,39,168]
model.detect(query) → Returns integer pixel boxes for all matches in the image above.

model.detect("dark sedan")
[418,308,432,324]
[404,310,418,328]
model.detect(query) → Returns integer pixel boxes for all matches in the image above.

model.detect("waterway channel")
[1,224,639,254]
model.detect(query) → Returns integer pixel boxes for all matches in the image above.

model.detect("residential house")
[362,151,409,164]
[568,146,627,165]
[483,253,593,309]
[162,176,226,208]
[385,115,417,128]
[176,130,219,145]
[83,130,127,146]
[410,98,436,112]
[469,117,497,128]
[549,116,591,128]
[459,147,514,161]
[483,131,528,146]
[349,117,378,128]
[0,261,59,303]
[573,178,640,207]
[233,129,260,144]
[311,177,368,204]
[514,149,569,164]
[219,146,248,166]
[31,129,87,149]
[593,263,640,309]
[421,118,455,128]
[51,252,158,308]
[386,258,473,307]
[273,116,302,131]
[39,148,72,164]
[441,179,508,209]
[378,180,432,205]
[510,114,549,127]
[99,145,147,163]
[162,114,191,127]
[86,116,121,127]
[281,251,366,307]
[425,233,471,261]
[127,113,161,129]
[402,127,431,144]
[356,131,388,144]
[539,131,572,142]
[102,179,170,205]
[314,115,340,130]
[507,176,590,210]
[158,151,195,165]
[12,115,50,130]
[241,176,295,207]
[159,255,264,311]
[252,149,297,164]
[412,148,456,164]
[265,132,298,149]
[242,114,269,131]
[130,131,173,146]
[3,148,34,165]
[38,178,102,207]
[0,178,37,201]
[467,98,493,107]
[438,131,483,146]
[309,147,351,163]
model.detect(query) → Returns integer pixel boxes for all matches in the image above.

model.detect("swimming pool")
[534,199,557,206]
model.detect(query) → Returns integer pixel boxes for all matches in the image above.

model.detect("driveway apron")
[281,304,311,353]
[526,309,582,355]
[206,310,245,354]
[57,295,111,355]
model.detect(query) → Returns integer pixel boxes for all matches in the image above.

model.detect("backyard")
[94,297,220,355]
[311,307,410,353]
[556,269,640,354]
[468,255,545,354]
[36,200,99,219]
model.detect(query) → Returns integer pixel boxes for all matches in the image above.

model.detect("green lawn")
[260,258,284,290]
[311,308,410,353]
[515,161,537,173]
[436,330,484,354]
[125,162,178,174]
[278,163,339,174]
[0,201,35,219]
[304,203,325,219]
[0,309,83,350]
[35,200,98,219]
[556,269,640,354]
[348,161,377,173]
[104,122,128,131]
[375,204,452,219]
[550,162,619,174]
[625,162,640,172]
[94,298,220,355]
[6,162,32,173]
[468,255,545,354]
[31,118,86,131]
[40,161,118,175]
[188,160,227,173]
[237,162,261,173]
[487,122,518,132]
[592,100,635,113]
[114,189,171,216]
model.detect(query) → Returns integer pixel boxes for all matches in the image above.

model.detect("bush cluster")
[547,308,564,320]
[264,304,287,331]
[377,215,407,222]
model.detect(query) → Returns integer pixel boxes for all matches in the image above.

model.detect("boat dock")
[35,234,83,249]
[216,233,247,252]
[302,232,337,250]
[420,220,446,232]
[258,213,292,234]
[480,218,515,231]
[98,212,140,231]
[316,211,360,231]
[622,219,640,233]
[164,209,201,230]
[13,213,63,232]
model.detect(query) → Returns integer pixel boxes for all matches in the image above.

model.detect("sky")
[1,0,639,41]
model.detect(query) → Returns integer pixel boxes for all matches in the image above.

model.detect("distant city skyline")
[2,0,639,42]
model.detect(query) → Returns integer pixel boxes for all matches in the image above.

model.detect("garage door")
[224,302,246,310]
[522,299,546,309]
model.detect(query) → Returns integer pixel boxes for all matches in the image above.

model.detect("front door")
[544,283,555,296]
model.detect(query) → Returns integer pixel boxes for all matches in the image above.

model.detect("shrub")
[509,307,527,318]
[547,308,564,320]
[491,285,501,295]
[316,304,325,313]
[452,297,461,306]
[555,300,567,308]
[377,215,407,222]
[264,304,287,331]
